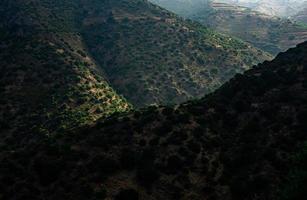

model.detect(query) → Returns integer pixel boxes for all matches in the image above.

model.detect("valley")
[0,0,271,137]
[81,0,270,107]
[2,38,307,200]
[0,0,307,200]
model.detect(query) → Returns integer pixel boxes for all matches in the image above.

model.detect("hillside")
[0,0,271,127]
[1,40,307,199]
[150,0,211,17]
[0,0,131,135]
[80,0,271,107]
[151,0,307,55]
[195,2,307,55]
[148,0,210,17]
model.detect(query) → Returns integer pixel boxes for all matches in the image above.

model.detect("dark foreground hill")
[1,40,307,199]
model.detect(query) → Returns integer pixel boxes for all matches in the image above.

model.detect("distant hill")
[292,2,307,25]
[194,1,307,55]
[217,0,306,18]
[2,40,307,199]
[150,0,211,18]
[151,0,307,55]
[149,0,210,17]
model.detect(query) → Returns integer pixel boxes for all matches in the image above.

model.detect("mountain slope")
[0,0,271,120]
[195,2,307,55]
[151,0,307,55]
[2,41,307,199]
[0,0,131,135]
[149,0,211,17]
[79,0,271,107]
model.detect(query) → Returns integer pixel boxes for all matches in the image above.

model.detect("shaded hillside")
[80,0,271,107]
[2,41,307,199]
[0,0,131,135]
[0,0,270,123]
[151,0,307,55]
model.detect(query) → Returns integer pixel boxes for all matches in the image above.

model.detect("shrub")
[281,143,307,200]
[136,166,159,188]
[154,123,172,136]
[33,156,64,186]
[119,148,137,170]
[187,140,201,154]
[115,189,139,200]
[165,155,184,174]
[88,155,119,177]
[77,50,87,57]
[136,149,159,187]
[297,109,307,131]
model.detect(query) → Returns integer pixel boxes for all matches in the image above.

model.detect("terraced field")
[151,0,307,55]
[292,4,307,26]
[193,1,307,55]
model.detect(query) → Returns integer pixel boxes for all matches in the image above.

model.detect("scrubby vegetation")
[0,0,272,137]
[1,36,307,199]
[1,0,306,199]
[81,0,271,107]
[0,0,131,135]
